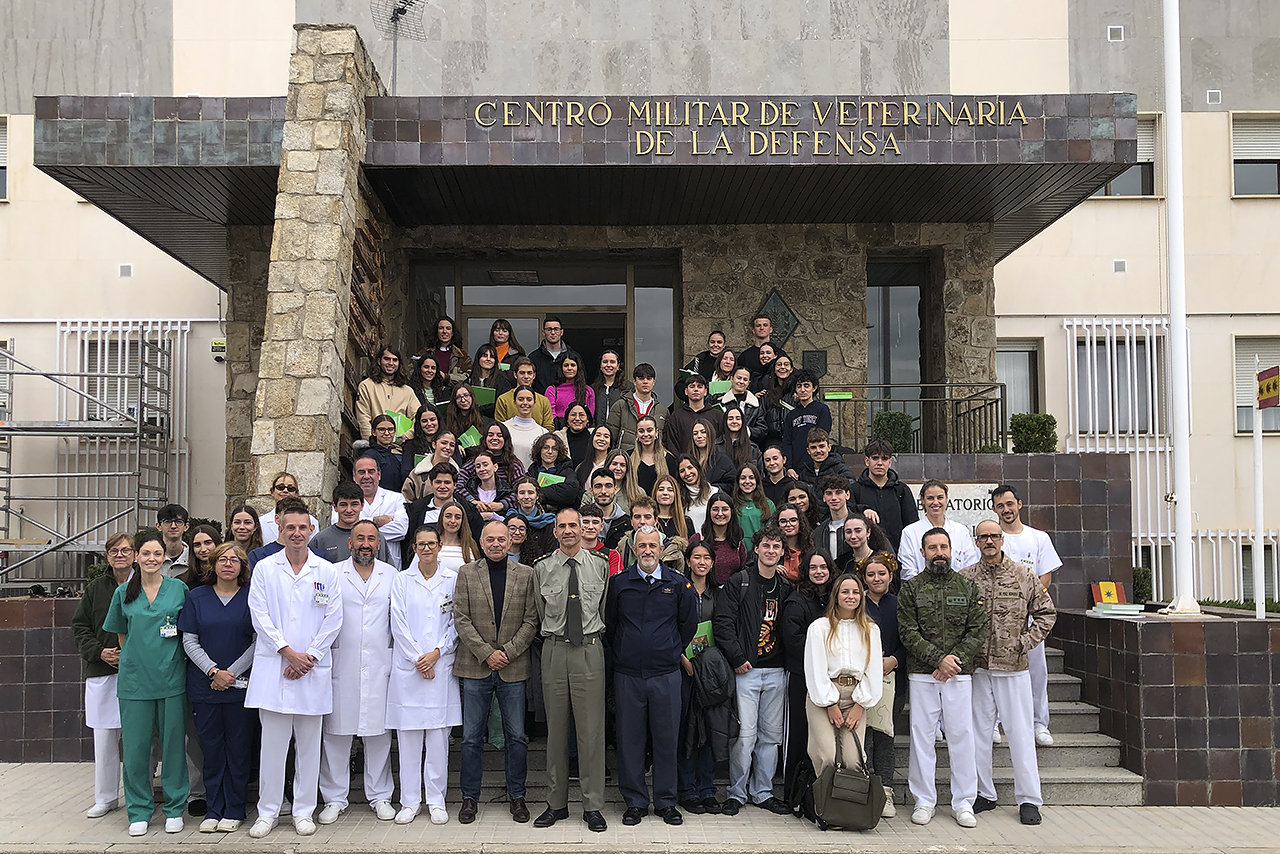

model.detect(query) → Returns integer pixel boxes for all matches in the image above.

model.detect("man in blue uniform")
[604,526,698,826]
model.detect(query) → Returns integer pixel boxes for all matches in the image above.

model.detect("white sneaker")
[881,786,896,818]
[317,803,345,825]
[395,805,420,825]
[372,799,397,821]
[164,816,184,833]
[199,818,220,833]
[216,818,241,832]
[128,821,148,837]
[248,817,277,838]
[294,817,316,836]
[993,726,1003,743]
[86,800,118,818]
[1035,727,1054,746]
[429,805,448,825]
[955,809,977,828]
[911,807,933,825]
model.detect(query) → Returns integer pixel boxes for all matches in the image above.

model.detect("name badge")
[313,581,329,606]
[945,596,968,606]
[440,598,453,613]
[233,676,248,690]
[159,617,177,639]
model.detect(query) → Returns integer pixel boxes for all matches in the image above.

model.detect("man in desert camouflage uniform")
[960,519,1056,827]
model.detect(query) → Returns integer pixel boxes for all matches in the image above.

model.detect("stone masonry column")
[248,24,383,515]
[224,225,272,517]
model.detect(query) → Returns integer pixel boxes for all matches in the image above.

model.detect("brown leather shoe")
[458,798,478,824]
[509,798,530,823]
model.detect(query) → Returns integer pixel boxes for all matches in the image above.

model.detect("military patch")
[946,596,968,606]
[997,591,1021,599]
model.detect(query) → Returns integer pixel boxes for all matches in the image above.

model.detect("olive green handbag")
[812,726,885,831]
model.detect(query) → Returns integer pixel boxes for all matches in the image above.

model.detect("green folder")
[472,385,496,407]
[709,380,731,396]
[685,620,714,658]
[537,472,566,487]
[457,425,483,450]
[498,363,511,371]
[414,454,428,467]
[385,410,415,437]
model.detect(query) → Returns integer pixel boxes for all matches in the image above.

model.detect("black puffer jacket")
[780,588,828,675]
[684,645,739,762]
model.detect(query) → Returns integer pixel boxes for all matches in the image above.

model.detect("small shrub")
[1010,413,1058,454]
[974,443,1005,454]
[871,410,915,455]
[185,517,224,544]
[1131,566,1153,603]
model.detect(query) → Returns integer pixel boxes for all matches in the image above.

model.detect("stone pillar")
[247,24,383,515]
[225,225,272,517]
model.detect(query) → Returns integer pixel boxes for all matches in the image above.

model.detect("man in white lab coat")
[317,521,397,824]
[334,455,409,569]
[245,506,343,839]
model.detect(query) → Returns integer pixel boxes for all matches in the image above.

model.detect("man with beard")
[317,521,397,825]
[897,528,988,829]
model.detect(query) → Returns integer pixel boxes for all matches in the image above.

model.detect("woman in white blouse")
[803,572,883,778]
[387,527,461,825]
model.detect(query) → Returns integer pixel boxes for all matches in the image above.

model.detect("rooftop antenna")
[371,0,426,96]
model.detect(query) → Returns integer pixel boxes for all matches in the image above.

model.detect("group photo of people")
[70,316,1062,837]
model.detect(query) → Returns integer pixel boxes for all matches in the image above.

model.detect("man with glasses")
[959,520,1055,826]
[335,455,409,570]
[529,316,582,394]
[990,484,1063,747]
[157,505,191,579]
[453,521,540,824]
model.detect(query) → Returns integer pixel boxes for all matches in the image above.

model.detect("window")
[996,342,1040,415]
[1093,116,1156,197]
[1075,338,1162,434]
[0,117,7,199]
[1232,117,1280,196]
[1242,544,1276,602]
[1235,337,1280,433]
[83,339,141,422]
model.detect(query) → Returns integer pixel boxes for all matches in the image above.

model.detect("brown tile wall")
[0,599,93,763]
[1057,609,1280,806]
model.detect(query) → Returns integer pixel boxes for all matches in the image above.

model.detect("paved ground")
[2,762,1276,853]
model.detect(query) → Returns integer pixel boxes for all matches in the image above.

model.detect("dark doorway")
[558,312,627,383]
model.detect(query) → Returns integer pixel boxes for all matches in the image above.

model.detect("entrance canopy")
[33,93,1137,287]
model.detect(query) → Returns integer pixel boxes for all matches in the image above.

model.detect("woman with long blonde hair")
[629,415,674,495]
[651,474,692,540]
[803,572,882,782]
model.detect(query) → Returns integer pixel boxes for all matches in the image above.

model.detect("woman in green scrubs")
[103,530,190,836]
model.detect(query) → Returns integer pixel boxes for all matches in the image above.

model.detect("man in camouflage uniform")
[898,527,988,828]
[960,520,1056,826]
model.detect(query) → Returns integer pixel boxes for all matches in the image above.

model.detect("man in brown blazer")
[453,520,540,824]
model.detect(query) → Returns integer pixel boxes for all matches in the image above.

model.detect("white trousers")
[1028,641,1050,730]
[397,728,449,809]
[972,669,1042,807]
[92,728,121,805]
[256,710,323,820]
[319,731,395,807]
[908,674,976,812]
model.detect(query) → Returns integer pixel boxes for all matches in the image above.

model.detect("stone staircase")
[892,647,1143,806]
[354,648,1142,808]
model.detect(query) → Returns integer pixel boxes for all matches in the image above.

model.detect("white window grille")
[0,117,8,200]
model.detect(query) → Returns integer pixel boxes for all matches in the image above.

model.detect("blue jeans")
[678,672,716,801]
[728,666,786,804]
[460,674,528,800]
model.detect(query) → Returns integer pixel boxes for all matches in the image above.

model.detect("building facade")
[0,0,1277,605]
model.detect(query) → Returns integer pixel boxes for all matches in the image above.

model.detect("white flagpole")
[1254,355,1266,620]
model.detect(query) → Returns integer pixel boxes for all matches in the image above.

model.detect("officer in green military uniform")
[898,527,988,829]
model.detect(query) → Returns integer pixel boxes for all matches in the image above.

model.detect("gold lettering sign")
[468,98,1035,158]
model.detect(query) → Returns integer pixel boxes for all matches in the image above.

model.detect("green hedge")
[871,410,914,455]
[1010,413,1058,453]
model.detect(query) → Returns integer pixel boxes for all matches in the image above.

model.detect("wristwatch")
[208,666,219,678]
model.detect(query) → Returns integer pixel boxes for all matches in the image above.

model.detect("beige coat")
[355,378,420,441]
[960,553,1056,672]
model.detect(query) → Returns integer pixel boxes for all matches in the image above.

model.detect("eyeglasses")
[107,547,134,557]
[272,484,299,493]
[216,556,241,566]
[158,518,187,526]
[543,325,562,332]
[374,426,396,433]
[414,541,441,550]
[976,533,1003,542]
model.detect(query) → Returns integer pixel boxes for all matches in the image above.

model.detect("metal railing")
[820,382,1008,454]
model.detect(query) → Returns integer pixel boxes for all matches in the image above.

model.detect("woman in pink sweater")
[544,353,595,424]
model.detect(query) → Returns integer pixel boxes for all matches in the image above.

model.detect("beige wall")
[172,0,295,97]
[996,109,1280,598]
[949,0,1070,94]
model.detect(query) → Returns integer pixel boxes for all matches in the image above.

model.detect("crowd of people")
[69,316,1063,836]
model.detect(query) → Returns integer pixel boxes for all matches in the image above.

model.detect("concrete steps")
[894,731,1121,768]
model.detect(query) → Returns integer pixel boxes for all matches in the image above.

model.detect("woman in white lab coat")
[387,526,461,825]
[433,499,478,575]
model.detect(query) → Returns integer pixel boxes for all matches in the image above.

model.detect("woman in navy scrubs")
[178,543,257,833]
